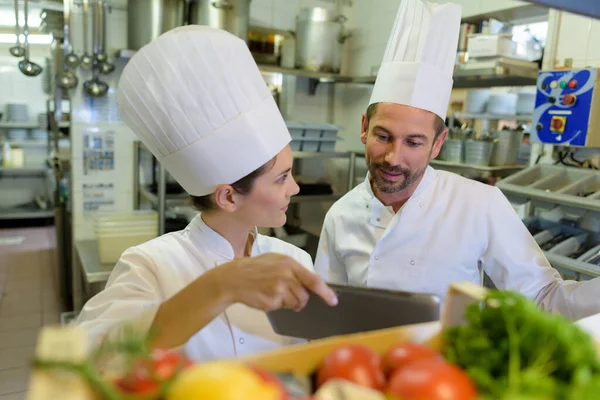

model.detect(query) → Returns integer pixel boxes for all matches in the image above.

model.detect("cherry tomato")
[316,344,385,391]
[386,358,477,400]
[115,349,193,397]
[382,342,443,377]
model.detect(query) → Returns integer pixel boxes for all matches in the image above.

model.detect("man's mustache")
[373,162,410,175]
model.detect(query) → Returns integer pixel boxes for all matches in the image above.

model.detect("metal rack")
[496,164,600,280]
[133,141,360,238]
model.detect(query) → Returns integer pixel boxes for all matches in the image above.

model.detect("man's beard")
[367,160,426,194]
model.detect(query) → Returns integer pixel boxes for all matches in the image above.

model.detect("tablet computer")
[266,283,441,340]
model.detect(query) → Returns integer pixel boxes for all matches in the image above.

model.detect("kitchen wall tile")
[274,0,300,12]
[554,12,593,65]
[250,5,274,27]
[273,7,298,31]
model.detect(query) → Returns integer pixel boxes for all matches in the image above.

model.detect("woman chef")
[76,25,338,361]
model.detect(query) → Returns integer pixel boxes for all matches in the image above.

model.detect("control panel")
[532,68,600,147]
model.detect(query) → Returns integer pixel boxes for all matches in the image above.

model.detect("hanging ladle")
[80,0,93,69]
[9,0,25,57]
[84,0,108,98]
[99,0,114,75]
[18,0,42,77]
[64,0,80,68]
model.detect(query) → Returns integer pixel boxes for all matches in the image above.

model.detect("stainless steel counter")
[72,239,115,311]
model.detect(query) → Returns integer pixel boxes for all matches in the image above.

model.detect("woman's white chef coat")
[77,214,312,362]
[314,166,600,320]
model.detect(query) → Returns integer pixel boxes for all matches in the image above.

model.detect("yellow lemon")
[167,361,281,400]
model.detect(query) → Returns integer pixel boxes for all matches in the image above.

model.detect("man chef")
[314,0,600,320]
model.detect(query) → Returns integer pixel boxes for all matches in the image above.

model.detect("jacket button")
[376,218,381,222]
[419,202,424,208]
[239,337,245,344]
[374,256,379,261]
[410,260,415,265]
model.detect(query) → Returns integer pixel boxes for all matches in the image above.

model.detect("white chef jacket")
[77,214,313,362]
[314,167,600,320]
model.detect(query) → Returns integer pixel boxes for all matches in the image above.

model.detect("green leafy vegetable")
[443,290,600,399]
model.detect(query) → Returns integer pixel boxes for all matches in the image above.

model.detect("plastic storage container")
[95,211,159,264]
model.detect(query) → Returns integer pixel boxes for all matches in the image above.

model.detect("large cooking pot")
[127,0,186,50]
[188,0,250,42]
[295,7,350,73]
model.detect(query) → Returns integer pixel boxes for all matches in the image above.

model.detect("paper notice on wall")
[82,183,116,214]
[82,128,115,176]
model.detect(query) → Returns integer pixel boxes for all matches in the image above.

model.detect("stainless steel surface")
[83,0,108,98]
[75,240,115,284]
[127,0,186,51]
[80,0,93,69]
[158,163,166,235]
[9,0,25,57]
[295,7,349,73]
[18,0,43,77]
[189,0,250,41]
[94,0,106,63]
[347,151,356,192]
[63,0,80,68]
[453,58,538,89]
[98,0,114,74]
[57,70,78,89]
[454,112,533,122]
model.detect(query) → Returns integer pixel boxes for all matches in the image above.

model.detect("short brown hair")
[190,157,277,212]
[365,103,446,139]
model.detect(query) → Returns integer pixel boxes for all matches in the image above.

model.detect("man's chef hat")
[118,25,290,196]
[369,0,462,120]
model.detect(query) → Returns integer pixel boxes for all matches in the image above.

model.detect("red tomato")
[386,359,477,400]
[115,349,193,397]
[247,366,290,400]
[382,342,443,377]
[316,344,385,391]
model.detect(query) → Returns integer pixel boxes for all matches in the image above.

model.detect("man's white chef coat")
[77,214,312,362]
[314,166,600,320]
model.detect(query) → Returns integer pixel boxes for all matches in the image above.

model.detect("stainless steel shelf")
[139,185,187,207]
[258,64,375,84]
[546,252,600,279]
[291,194,343,204]
[0,209,54,220]
[453,58,539,88]
[0,121,41,129]
[0,167,48,175]
[430,159,526,172]
[7,140,48,147]
[453,112,533,122]
[292,151,351,159]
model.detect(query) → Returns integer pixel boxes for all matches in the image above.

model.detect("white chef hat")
[369,0,462,119]
[117,25,290,196]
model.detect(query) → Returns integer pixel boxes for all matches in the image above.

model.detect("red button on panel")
[568,80,577,88]
[552,118,564,131]
[562,94,576,105]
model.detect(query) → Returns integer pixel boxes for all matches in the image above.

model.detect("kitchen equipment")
[84,0,108,98]
[18,0,43,77]
[189,0,250,42]
[531,68,600,147]
[516,90,536,114]
[467,33,516,59]
[80,0,93,70]
[464,139,495,166]
[63,0,80,69]
[248,27,287,66]
[486,93,517,115]
[295,7,350,73]
[99,1,115,75]
[490,129,523,166]
[439,138,464,162]
[127,0,186,51]
[465,89,491,113]
[9,0,25,58]
[7,129,28,141]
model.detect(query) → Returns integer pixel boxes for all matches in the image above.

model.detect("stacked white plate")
[517,90,536,115]
[6,104,29,122]
[465,89,491,113]
[7,129,28,141]
[487,93,518,115]
[30,129,48,141]
[37,113,49,129]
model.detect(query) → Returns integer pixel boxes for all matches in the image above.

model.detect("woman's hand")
[214,253,338,312]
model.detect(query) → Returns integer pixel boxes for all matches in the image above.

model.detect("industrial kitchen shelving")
[496,164,600,280]
[133,141,360,241]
